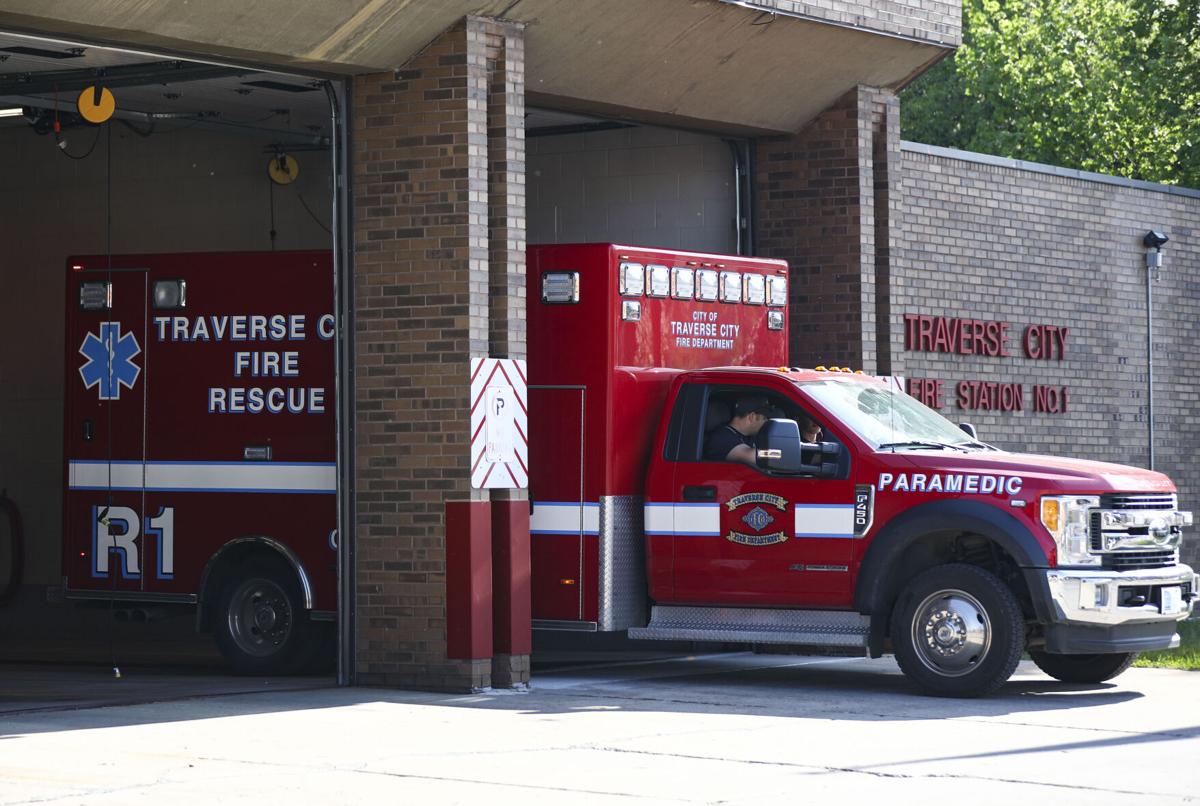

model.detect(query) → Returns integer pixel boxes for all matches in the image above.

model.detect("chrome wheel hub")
[911,589,991,677]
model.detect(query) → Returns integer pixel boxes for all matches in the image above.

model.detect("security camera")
[1143,230,1170,248]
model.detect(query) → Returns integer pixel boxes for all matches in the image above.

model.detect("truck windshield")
[798,379,983,451]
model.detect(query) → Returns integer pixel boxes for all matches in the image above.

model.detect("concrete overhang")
[0,0,951,134]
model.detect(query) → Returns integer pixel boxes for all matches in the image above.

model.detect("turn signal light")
[1041,498,1061,534]
[560,578,577,586]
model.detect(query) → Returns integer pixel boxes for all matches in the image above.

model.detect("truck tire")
[1029,650,1137,684]
[213,555,315,675]
[891,563,1024,698]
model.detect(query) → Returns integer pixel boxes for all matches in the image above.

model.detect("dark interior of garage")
[0,32,337,705]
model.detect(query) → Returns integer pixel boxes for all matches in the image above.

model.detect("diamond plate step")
[627,605,869,647]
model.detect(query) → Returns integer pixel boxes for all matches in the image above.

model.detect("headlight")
[1040,495,1101,566]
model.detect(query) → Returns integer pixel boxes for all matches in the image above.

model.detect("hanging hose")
[0,490,25,607]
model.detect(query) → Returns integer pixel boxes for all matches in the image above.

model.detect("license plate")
[1161,586,1183,615]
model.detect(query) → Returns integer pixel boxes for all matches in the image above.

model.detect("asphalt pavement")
[1,653,1197,804]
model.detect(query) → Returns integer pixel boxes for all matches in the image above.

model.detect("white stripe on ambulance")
[69,460,335,493]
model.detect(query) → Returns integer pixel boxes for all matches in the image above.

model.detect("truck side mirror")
[811,441,843,477]
[756,419,803,473]
[959,422,978,440]
[757,421,842,477]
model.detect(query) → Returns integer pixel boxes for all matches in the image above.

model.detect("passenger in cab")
[800,415,822,443]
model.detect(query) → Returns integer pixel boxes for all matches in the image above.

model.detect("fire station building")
[0,0,1196,691]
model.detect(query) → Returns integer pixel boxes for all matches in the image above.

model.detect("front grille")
[1102,549,1178,571]
[1099,493,1176,510]
[1091,492,1184,569]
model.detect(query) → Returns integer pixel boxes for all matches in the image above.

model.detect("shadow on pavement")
[0,649,1167,740]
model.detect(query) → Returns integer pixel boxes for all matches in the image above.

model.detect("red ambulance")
[528,243,1197,696]
[61,244,1198,695]
[64,251,335,673]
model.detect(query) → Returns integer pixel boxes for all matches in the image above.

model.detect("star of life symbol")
[741,506,775,532]
[79,322,141,400]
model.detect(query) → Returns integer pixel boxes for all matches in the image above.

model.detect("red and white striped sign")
[470,358,528,489]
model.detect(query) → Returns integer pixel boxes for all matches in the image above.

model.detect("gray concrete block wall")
[528,126,737,255]
[895,143,1200,568]
[0,124,332,587]
[756,0,960,45]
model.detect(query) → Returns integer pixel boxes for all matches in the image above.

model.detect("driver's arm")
[726,443,757,466]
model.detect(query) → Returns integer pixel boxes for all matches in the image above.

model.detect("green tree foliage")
[901,0,1200,186]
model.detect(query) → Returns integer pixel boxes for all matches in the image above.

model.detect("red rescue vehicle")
[61,244,1198,695]
[64,251,335,673]
[528,243,1198,696]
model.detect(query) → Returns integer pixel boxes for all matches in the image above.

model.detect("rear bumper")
[1026,564,1196,654]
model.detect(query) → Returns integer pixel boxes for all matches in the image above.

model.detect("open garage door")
[526,108,754,256]
[0,31,350,704]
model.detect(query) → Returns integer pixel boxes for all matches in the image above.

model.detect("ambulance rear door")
[64,263,150,595]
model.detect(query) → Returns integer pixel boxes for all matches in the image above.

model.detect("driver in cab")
[704,396,780,466]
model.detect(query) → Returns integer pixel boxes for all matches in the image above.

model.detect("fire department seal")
[725,492,789,546]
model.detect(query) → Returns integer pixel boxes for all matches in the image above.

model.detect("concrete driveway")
[0,653,1197,804]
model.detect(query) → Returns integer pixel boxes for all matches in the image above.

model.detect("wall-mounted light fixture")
[1142,229,1169,469]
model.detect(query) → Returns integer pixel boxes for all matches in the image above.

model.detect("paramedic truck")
[65,251,335,674]
[528,243,1197,697]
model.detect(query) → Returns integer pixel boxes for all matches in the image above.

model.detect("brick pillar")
[865,88,901,375]
[351,15,526,691]
[754,86,898,374]
[487,21,526,361]
[482,20,532,689]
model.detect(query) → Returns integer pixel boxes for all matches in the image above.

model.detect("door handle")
[83,419,94,442]
[682,485,716,501]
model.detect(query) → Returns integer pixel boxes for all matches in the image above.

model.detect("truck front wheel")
[213,556,315,675]
[891,563,1024,698]
[1029,650,1137,684]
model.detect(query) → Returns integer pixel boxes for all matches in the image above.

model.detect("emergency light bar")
[767,275,787,307]
[720,271,742,303]
[541,271,580,303]
[153,279,187,310]
[743,273,765,305]
[79,281,111,311]
[619,262,644,296]
[646,265,670,298]
[671,267,695,299]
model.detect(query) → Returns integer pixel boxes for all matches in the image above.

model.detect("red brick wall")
[897,143,1200,568]
[866,88,901,375]
[755,86,897,373]
[351,16,526,690]
[487,22,526,361]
